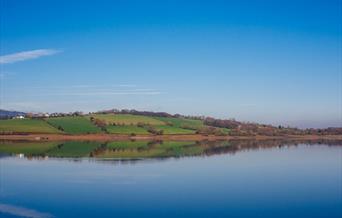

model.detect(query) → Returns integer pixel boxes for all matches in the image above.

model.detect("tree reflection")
[0,138,341,161]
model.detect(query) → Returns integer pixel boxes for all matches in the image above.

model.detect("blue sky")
[0,0,341,128]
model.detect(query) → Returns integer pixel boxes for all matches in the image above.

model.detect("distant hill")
[0,108,341,136]
[0,109,26,119]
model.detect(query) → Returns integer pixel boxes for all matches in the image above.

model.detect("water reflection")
[0,142,341,218]
[1,139,341,161]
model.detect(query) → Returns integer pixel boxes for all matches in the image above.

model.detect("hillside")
[0,112,209,135]
[0,109,341,136]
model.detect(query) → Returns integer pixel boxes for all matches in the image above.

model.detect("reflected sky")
[0,143,341,218]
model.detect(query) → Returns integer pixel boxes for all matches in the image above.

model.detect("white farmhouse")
[13,115,25,119]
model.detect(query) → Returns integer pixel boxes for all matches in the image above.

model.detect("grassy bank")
[0,114,225,136]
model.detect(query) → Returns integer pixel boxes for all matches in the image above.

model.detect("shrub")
[92,118,106,128]
[146,125,163,135]
[137,122,145,128]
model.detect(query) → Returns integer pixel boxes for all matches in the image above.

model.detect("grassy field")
[0,141,59,155]
[89,114,165,125]
[106,124,196,135]
[154,125,196,134]
[220,128,231,134]
[47,117,102,134]
[0,114,229,136]
[47,141,102,157]
[90,115,202,134]
[106,125,150,135]
[0,119,61,134]
[154,117,204,129]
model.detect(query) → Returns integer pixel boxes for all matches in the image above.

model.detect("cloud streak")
[0,49,60,64]
[0,203,54,218]
[33,90,163,96]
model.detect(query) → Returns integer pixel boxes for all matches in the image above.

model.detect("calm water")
[0,141,341,218]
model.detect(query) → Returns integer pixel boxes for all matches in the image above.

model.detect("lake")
[0,140,341,218]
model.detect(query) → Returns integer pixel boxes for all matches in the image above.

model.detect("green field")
[107,124,196,135]
[106,125,150,135]
[220,128,231,134]
[47,141,102,157]
[0,114,229,136]
[0,119,61,134]
[89,115,203,135]
[154,117,204,129]
[0,141,59,155]
[47,117,102,134]
[154,125,195,134]
[90,114,165,125]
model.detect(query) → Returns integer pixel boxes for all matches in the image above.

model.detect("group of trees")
[204,117,240,129]
[145,125,164,135]
[89,117,107,131]
[196,126,228,136]
[89,117,165,135]
[304,127,342,135]
[137,122,164,135]
[97,109,206,120]
[98,109,173,118]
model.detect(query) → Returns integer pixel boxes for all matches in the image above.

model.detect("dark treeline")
[98,109,173,118]
[97,109,204,120]
[204,117,240,129]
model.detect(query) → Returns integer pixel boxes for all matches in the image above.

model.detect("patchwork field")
[0,114,230,136]
[154,117,204,129]
[47,117,102,134]
[154,125,196,134]
[89,114,165,125]
[105,125,150,135]
[0,119,61,134]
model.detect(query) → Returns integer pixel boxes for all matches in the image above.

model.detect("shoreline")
[1,133,342,142]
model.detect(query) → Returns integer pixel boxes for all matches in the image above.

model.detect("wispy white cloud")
[0,49,60,64]
[33,90,162,96]
[117,84,136,88]
[0,203,54,218]
[28,85,138,89]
